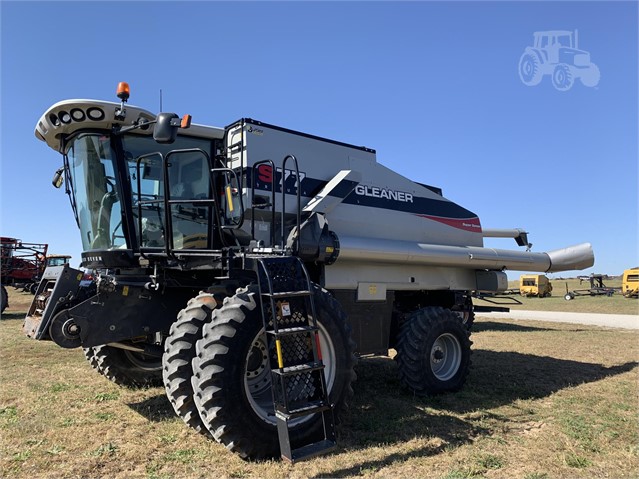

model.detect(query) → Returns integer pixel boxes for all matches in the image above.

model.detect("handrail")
[281,155,301,252]
[211,167,245,231]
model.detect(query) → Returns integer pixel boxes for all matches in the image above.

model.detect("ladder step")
[283,439,337,463]
[263,290,311,298]
[267,325,317,337]
[274,361,324,377]
[251,202,273,208]
[276,400,331,419]
[255,256,336,462]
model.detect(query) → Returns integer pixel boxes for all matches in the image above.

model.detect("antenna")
[159,89,163,111]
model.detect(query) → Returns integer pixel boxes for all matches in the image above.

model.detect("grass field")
[474,278,639,315]
[1,288,637,478]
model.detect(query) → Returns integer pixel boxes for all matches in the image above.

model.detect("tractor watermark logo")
[518,30,600,91]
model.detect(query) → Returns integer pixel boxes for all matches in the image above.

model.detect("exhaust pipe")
[336,236,594,273]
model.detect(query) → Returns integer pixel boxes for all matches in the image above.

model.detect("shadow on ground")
[1,312,27,321]
[472,320,555,333]
[352,352,637,416]
[126,347,637,476]
[318,352,637,477]
[128,393,175,421]
[472,320,626,334]
[459,350,637,409]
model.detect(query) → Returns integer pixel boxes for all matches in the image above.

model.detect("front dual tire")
[164,284,356,459]
[83,291,471,458]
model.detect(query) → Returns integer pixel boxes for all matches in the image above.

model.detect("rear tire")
[461,310,475,330]
[396,307,471,395]
[1,285,8,314]
[192,284,356,459]
[162,293,218,435]
[83,344,163,387]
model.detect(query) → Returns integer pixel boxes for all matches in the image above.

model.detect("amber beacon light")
[116,82,130,102]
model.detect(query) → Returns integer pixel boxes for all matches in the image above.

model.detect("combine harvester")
[24,83,594,462]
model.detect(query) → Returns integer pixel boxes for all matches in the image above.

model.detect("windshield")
[47,257,69,266]
[66,132,227,254]
[67,134,124,251]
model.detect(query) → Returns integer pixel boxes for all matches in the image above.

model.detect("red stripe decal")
[416,215,482,233]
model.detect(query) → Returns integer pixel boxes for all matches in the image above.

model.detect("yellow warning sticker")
[122,286,129,296]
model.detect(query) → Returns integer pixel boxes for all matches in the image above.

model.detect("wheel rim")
[453,310,470,325]
[123,350,162,371]
[244,322,336,426]
[430,333,462,381]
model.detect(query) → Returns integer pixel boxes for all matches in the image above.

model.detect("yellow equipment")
[520,274,553,297]
[622,268,639,298]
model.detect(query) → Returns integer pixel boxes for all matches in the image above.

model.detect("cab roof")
[35,99,225,153]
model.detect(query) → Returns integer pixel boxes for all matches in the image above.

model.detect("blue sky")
[1,1,637,279]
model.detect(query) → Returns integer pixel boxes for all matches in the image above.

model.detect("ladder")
[255,256,336,463]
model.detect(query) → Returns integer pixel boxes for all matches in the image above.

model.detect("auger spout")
[336,236,594,273]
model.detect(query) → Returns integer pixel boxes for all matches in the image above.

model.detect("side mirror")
[153,113,191,144]
[52,167,64,188]
[153,113,179,144]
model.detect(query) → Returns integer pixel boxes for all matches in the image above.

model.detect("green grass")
[565,453,593,469]
[475,277,639,315]
[94,391,120,402]
[475,453,504,469]
[1,287,637,478]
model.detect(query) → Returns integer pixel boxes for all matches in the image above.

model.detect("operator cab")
[40,84,242,270]
[45,255,71,267]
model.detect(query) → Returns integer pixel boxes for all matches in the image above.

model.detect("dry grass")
[1,288,638,478]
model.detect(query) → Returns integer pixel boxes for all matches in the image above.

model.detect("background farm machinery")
[1,237,72,313]
[563,274,620,300]
[1,237,48,312]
